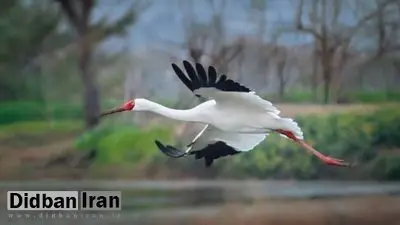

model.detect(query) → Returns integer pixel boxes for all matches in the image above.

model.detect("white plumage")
[101,60,350,167]
[187,125,267,152]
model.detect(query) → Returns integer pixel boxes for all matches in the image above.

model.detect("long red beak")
[100,100,135,118]
[100,107,126,117]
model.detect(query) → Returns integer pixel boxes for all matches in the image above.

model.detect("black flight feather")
[155,140,241,167]
[195,63,208,85]
[183,61,201,89]
[172,63,193,91]
[207,65,218,85]
[190,141,241,167]
[172,60,252,98]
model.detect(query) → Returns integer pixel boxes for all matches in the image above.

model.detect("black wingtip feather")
[192,141,241,167]
[195,63,208,84]
[155,140,163,149]
[205,157,213,167]
[207,66,218,84]
[172,63,193,91]
[156,140,241,168]
[183,61,201,89]
[171,60,252,97]
[155,140,186,158]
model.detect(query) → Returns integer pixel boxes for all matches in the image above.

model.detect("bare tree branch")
[55,0,81,29]
[346,0,398,40]
[80,0,94,30]
[331,0,340,28]
[295,0,323,40]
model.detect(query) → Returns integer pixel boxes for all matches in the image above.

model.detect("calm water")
[1,180,399,224]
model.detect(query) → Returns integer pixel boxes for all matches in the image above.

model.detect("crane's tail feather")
[278,118,304,140]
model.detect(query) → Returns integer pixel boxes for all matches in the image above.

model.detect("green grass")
[74,122,174,165]
[0,101,82,124]
[0,98,399,180]
[264,90,400,103]
[264,89,315,103]
[0,120,83,140]
[218,106,400,179]
[345,90,400,103]
[1,91,399,125]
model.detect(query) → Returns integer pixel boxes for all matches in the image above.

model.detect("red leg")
[296,139,351,167]
[276,129,351,167]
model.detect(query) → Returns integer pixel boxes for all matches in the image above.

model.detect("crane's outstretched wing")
[172,61,251,95]
[171,60,280,114]
[155,125,267,167]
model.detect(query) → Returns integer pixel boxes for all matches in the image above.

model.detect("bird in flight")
[100,60,351,168]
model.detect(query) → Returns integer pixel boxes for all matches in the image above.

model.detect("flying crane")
[101,60,351,167]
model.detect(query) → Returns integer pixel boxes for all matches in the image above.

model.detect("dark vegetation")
[1,100,399,180]
[77,105,400,180]
[1,0,399,181]
[2,91,400,124]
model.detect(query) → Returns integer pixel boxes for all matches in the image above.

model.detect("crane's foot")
[289,137,353,167]
[320,155,351,167]
[155,140,187,158]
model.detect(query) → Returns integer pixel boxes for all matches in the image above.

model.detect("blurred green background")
[1,0,400,224]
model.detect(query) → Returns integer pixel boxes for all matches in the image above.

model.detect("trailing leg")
[275,129,351,167]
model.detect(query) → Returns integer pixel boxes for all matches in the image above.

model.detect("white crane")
[101,60,351,167]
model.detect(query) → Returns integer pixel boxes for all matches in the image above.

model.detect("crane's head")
[100,99,135,117]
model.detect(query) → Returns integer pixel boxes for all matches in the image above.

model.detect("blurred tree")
[157,0,245,111]
[268,45,290,100]
[51,0,148,166]
[175,0,244,74]
[369,0,400,79]
[249,0,274,91]
[0,0,61,101]
[372,0,400,58]
[307,0,398,103]
[275,0,397,103]
[250,0,267,42]
[53,0,137,129]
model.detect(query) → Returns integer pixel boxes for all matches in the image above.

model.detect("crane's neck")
[133,98,202,122]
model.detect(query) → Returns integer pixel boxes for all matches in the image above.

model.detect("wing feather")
[191,126,267,166]
[207,65,218,85]
[195,63,208,84]
[195,88,281,115]
[155,125,267,167]
[183,61,200,89]
[172,63,193,91]
[190,126,267,152]
[172,61,251,97]
[171,61,274,113]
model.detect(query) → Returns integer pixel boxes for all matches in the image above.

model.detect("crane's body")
[101,60,350,167]
[135,98,297,134]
